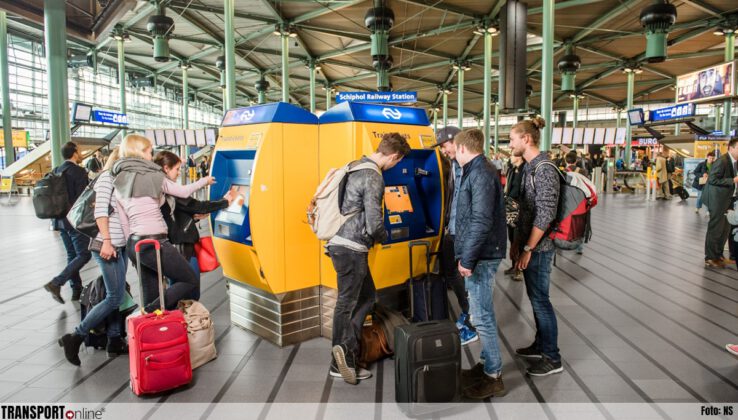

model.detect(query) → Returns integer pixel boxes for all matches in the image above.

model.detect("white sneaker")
[330,366,372,380]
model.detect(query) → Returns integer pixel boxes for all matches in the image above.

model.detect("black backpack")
[32,167,70,219]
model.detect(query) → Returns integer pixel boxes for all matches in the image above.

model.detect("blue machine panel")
[381,149,442,244]
[319,102,430,126]
[221,102,318,127]
[210,150,256,245]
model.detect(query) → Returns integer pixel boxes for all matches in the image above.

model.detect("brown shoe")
[722,257,735,265]
[463,373,506,399]
[705,259,726,269]
[461,363,485,389]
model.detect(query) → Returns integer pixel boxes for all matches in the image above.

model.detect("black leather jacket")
[161,197,228,246]
[454,154,507,270]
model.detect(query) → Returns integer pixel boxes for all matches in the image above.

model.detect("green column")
[325,86,332,110]
[282,34,289,103]
[309,62,316,113]
[476,117,481,130]
[715,105,722,131]
[44,0,69,167]
[432,108,438,132]
[540,0,554,151]
[494,102,500,153]
[572,95,579,132]
[483,31,492,156]
[457,68,464,129]
[674,89,680,135]
[117,37,126,137]
[442,91,448,128]
[224,0,236,110]
[0,11,14,165]
[614,108,621,160]
[723,32,735,135]
[258,88,266,105]
[181,64,188,183]
[625,71,634,166]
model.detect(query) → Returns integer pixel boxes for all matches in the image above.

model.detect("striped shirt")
[93,171,126,248]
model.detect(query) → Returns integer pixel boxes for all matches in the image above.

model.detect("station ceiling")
[1,0,737,117]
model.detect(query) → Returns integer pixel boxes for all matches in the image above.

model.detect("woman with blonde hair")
[112,134,214,313]
[59,147,129,366]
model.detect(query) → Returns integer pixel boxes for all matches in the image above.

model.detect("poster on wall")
[683,158,702,197]
[676,60,735,103]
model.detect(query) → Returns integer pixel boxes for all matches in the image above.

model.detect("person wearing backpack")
[58,148,129,365]
[693,151,715,215]
[509,117,563,377]
[44,142,91,304]
[328,133,411,385]
[452,129,507,399]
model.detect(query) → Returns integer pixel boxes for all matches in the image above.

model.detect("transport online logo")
[0,405,104,420]
[381,107,402,120]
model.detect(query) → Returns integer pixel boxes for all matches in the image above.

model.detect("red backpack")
[533,161,598,250]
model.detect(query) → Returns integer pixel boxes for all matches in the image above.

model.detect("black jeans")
[439,234,470,318]
[52,227,91,290]
[328,246,376,360]
[128,238,198,313]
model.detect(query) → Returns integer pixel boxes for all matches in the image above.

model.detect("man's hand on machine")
[223,189,235,205]
[457,261,472,277]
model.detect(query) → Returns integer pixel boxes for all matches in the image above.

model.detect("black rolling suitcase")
[395,241,461,413]
[408,241,448,322]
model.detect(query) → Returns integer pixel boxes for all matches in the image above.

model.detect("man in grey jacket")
[329,133,411,385]
[453,129,508,399]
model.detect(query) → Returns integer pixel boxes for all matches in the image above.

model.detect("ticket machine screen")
[210,149,255,245]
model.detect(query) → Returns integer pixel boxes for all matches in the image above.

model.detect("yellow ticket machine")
[210,103,320,346]
[318,102,444,336]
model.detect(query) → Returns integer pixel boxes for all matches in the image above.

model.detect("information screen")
[164,129,176,146]
[384,185,413,213]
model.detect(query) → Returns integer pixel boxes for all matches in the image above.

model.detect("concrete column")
[540,0,554,151]
[325,86,332,110]
[457,68,464,129]
[483,31,492,156]
[572,95,579,132]
[309,62,316,113]
[442,91,448,128]
[224,0,236,110]
[117,37,126,137]
[281,34,289,103]
[181,64,188,183]
[0,11,14,165]
[44,0,69,167]
[715,104,722,131]
[615,109,622,160]
[494,102,500,153]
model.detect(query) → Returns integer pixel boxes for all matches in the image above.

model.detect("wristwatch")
[523,245,533,253]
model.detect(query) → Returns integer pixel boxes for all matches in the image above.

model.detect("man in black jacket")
[702,140,738,267]
[329,133,411,385]
[452,129,507,399]
[44,142,91,303]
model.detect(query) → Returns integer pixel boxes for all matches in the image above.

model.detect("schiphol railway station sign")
[649,103,696,122]
[335,91,418,104]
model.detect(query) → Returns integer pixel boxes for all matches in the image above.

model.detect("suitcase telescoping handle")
[134,239,166,312]
[408,240,431,320]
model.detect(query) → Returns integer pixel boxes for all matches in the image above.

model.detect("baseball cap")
[432,126,461,147]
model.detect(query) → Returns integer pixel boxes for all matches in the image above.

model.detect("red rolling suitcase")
[128,239,192,396]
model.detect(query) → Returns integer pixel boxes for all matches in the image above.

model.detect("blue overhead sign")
[335,91,418,104]
[319,101,430,126]
[91,110,128,125]
[649,103,695,122]
[221,102,318,126]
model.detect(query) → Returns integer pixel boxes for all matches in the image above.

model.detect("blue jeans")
[52,228,91,290]
[523,250,560,362]
[465,259,503,376]
[75,248,128,338]
[696,189,703,209]
[167,256,201,300]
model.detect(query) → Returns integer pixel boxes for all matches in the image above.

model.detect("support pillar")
[483,31,492,156]
[572,95,579,133]
[614,109,622,160]
[0,11,14,165]
[117,37,126,137]
[442,91,448,128]
[44,0,69,167]
[457,67,464,129]
[325,86,332,110]
[625,71,635,166]
[181,63,189,183]
[540,0,554,151]
[723,32,735,136]
[432,108,438,133]
[494,102,500,153]
[715,105,722,131]
[309,61,316,113]
[224,0,236,110]
[281,33,289,103]
[674,89,680,135]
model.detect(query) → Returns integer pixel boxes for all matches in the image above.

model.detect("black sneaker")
[515,343,542,359]
[329,362,371,380]
[44,282,64,304]
[332,344,357,385]
[58,333,84,366]
[71,288,82,301]
[526,356,563,377]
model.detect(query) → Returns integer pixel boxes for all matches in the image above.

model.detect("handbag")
[359,321,392,367]
[505,196,521,228]
[194,219,219,272]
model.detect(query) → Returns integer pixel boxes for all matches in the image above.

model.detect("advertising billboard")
[676,61,735,103]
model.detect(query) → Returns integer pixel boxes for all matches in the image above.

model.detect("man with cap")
[434,127,478,346]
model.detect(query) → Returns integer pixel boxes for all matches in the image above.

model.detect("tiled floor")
[0,194,737,409]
